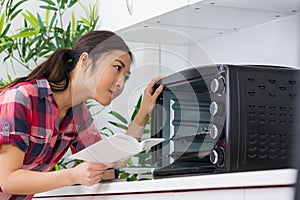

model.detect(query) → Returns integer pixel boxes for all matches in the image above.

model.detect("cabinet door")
[99,0,188,31]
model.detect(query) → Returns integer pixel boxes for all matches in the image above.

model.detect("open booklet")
[68,134,164,163]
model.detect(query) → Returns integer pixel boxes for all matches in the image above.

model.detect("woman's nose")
[116,76,125,90]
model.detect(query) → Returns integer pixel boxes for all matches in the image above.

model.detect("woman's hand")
[127,76,163,140]
[112,159,129,168]
[69,162,113,186]
[138,77,164,120]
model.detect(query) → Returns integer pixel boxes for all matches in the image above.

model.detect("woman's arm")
[127,77,163,141]
[0,144,111,195]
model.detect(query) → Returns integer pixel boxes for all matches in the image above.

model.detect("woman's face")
[90,50,131,106]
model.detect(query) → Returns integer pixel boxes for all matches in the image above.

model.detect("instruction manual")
[69,134,164,163]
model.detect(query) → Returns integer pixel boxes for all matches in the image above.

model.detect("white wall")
[189,13,300,68]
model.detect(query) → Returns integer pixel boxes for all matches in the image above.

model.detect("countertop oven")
[151,64,299,178]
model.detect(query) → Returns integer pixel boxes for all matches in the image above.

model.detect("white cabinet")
[188,0,300,13]
[99,0,188,31]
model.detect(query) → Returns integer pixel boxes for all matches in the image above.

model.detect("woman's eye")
[114,65,122,71]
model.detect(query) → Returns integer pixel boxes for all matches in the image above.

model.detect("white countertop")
[33,168,297,198]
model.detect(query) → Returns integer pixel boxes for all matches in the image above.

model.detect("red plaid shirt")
[0,79,102,199]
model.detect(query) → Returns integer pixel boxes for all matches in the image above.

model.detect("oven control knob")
[210,101,224,116]
[210,148,225,166]
[210,124,219,139]
[210,150,219,165]
[211,77,225,94]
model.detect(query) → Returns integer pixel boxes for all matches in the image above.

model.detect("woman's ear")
[79,52,90,71]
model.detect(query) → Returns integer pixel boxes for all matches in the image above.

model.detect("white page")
[69,134,164,163]
[141,138,165,150]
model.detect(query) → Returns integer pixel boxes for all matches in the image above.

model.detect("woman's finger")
[152,85,163,97]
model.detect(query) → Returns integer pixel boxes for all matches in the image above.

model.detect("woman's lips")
[110,90,118,99]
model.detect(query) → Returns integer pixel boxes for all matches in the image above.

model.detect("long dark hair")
[0,30,132,92]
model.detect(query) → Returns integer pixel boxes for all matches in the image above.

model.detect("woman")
[0,30,163,199]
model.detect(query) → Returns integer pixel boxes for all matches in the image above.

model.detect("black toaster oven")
[151,64,299,178]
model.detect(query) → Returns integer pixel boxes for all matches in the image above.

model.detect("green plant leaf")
[109,111,128,124]
[39,5,58,12]
[48,12,57,29]
[108,121,128,130]
[9,9,22,22]
[37,13,45,29]
[131,95,142,121]
[22,11,39,28]
[71,11,76,35]
[38,50,50,57]
[81,17,90,26]
[10,0,27,13]
[1,23,11,36]
[10,30,37,38]
[0,13,5,35]
[7,0,27,21]
[39,0,56,6]
[45,6,50,26]
[54,164,60,171]
[78,1,89,17]
[100,127,115,136]
[69,0,79,8]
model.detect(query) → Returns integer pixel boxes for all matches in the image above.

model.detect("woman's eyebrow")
[115,59,125,68]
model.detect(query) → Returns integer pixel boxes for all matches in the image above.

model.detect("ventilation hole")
[248,105,255,109]
[249,140,257,145]
[258,133,268,138]
[279,114,287,117]
[258,85,266,89]
[248,147,257,152]
[280,107,287,111]
[269,93,276,97]
[259,147,268,152]
[280,134,288,139]
[247,78,255,82]
[280,120,287,124]
[269,134,277,138]
[289,81,296,85]
[269,106,276,110]
[258,112,266,117]
[268,79,276,84]
[248,112,256,116]
[269,113,276,117]
[259,140,267,145]
[249,132,257,137]
[270,120,277,124]
[248,119,256,123]
[259,106,266,109]
[248,154,257,159]
[258,154,267,159]
[280,141,288,145]
[279,86,287,91]
[289,94,296,98]
[248,92,255,96]
[269,155,278,159]
[270,142,278,147]
[258,119,267,124]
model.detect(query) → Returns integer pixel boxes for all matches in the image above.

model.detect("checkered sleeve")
[0,88,31,152]
[70,103,101,153]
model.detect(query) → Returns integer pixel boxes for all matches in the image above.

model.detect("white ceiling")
[119,0,300,44]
